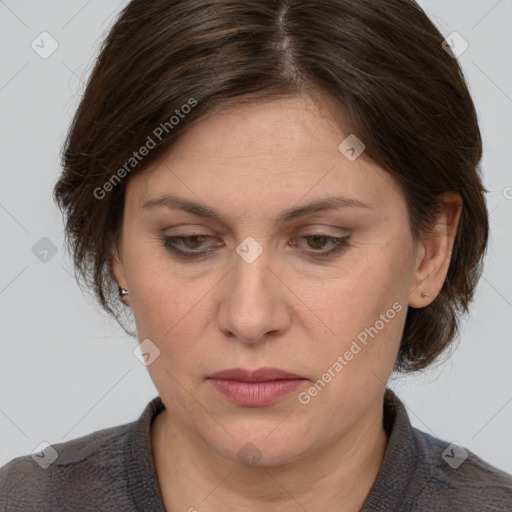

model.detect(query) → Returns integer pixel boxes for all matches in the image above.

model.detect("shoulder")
[411,427,512,511]
[0,420,134,512]
[370,390,512,512]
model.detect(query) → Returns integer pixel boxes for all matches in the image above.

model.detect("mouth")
[207,367,308,407]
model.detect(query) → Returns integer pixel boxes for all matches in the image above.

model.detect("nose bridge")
[219,238,287,343]
[231,240,273,310]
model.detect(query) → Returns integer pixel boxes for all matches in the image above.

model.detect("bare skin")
[113,92,462,511]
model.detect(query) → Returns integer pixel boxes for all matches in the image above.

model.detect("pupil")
[309,236,326,249]
[185,236,205,248]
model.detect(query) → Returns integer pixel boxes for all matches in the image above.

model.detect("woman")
[1,0,511,510]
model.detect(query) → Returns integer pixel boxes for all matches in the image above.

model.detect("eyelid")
[161,224,350,237]
[161,226,349,246]
[160,231,351,260]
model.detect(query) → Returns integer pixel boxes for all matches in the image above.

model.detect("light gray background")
[1,0,511,474]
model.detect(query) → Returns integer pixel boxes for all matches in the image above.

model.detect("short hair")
[54,0,489,372]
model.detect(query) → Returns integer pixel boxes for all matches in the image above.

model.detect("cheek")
[125,246,224,378]
[303,240,412,371]
[126,258,213,419]
[121,233,197,329]
[129,267,209,342]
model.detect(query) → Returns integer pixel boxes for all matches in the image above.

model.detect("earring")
[119,288,129,298]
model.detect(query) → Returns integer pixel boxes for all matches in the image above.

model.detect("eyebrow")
[142,193,372,225]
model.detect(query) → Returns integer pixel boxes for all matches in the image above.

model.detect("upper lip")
[208,367,306,382]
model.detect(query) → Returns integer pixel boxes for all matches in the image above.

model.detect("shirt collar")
[360,388,424,510]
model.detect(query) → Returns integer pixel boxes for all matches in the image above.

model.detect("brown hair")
[54,0,488,372]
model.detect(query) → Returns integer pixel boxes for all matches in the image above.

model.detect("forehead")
[165,93,349,163]
[126,94,403,219]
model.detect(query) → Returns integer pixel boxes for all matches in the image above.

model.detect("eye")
[162,235,215,257]
[294,233,351,257]
[161,233,351,259]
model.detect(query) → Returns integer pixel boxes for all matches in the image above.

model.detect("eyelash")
[160,233,351,260]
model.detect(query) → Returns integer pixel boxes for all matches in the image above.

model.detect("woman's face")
[114,93,422,465]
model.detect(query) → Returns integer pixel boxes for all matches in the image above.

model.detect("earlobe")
[408,192,463,308]
[111,246,129,305]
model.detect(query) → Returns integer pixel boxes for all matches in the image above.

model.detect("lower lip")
[209,378,307,407]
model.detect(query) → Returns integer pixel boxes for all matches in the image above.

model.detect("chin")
[202,427,312,468]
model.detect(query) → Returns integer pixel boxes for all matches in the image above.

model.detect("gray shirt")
[1,389,511,511]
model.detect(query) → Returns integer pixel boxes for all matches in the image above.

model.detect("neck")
[151,394,388,512]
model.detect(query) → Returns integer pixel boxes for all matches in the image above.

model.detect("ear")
[111,241,130,306]
[408,192,463,308]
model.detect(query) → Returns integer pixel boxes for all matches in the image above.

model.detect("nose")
[217,244,291,344]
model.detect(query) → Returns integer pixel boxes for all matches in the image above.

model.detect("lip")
[208,367,305,382]
[207,367,308,407]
